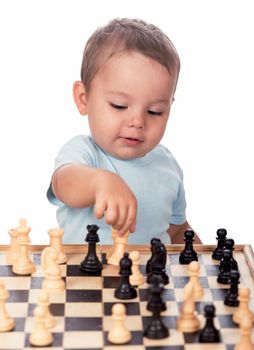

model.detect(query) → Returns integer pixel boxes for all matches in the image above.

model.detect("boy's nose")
[127,112,145,129]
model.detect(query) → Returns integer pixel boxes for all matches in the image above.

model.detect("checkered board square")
[0,245,254,350]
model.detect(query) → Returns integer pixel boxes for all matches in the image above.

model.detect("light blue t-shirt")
[47,135,186,244]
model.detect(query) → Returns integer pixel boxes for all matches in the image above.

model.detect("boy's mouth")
[120,136,143,146]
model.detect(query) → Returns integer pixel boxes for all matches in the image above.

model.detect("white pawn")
[0,279,15,332]
[107,228,118,260]
[48,227,67,264]
[176,279,200,332]
[41,247,65,292]
[129,251,145,286]
[29,305,53,346]
[38,290,55,328]
[108,303,131,344]
[107,230,129,266]
[12,219,36,275]
[188,261,204,299]
[233,287,254,325]
[7,228,19,265]
[235,316,254,350]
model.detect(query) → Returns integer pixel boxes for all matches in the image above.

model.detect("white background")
[0,0,253,245]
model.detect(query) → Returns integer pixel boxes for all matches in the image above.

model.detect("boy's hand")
[93,171,137,235]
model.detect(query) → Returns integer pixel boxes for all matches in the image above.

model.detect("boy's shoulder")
[152,143,184,177]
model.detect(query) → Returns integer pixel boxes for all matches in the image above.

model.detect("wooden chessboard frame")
[1,243,254,278]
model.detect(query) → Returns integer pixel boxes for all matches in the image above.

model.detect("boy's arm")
[167,221,202,244]
[52,164,137,235]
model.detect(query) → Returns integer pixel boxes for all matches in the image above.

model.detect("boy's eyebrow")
[106,90,170,104]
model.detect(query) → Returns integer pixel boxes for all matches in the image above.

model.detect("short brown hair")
[80,18,180,91]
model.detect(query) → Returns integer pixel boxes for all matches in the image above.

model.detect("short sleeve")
[47,135,96,206]
[170,181,187,225]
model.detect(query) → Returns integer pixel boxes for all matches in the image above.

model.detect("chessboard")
[0,243,254,350]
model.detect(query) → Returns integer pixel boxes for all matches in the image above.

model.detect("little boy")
[47,18,202,244]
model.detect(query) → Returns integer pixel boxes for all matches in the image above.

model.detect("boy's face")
[83,52,176,160]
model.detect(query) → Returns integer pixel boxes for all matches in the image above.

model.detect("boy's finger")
[105,204,119,225]
[93,199,107,219]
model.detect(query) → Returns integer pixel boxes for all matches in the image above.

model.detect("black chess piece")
[146,238,161,274]
[147,275,166,312]
[114,252,137,300]
[179,229,198,264]
[223,238,238,271]
[147,242,169,285]
[199,304,221,343]
[217,249,232,284]
[212,228,227,260]
[80,225,102,275]
[224,270,240,307]
[143,275,169,339]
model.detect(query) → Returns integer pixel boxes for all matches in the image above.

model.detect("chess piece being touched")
[107,303,131,344]
[0,279,15,332]
[80,225,102,275]
[107,230,129,266]
[212,228,227,260]
[41,247,65,291]
[179,229,198,264]
[12,219,36,275]
[48,228,67,264]
[29,305,53,347]
[107,228,118,260]
[199,304,221,343]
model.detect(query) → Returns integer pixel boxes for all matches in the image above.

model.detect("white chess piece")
[0,279,15,332]
[233,287,254,325]
[12,219,36,275]
[129,251,145,286]
[107,230,129,266]
[188,261,204,299]
[235,316,254,350]
[38,290,55,328]
[107,228,118,260]
[41,247,65,291]
[29,305,53,346]
[108,303,131,344]
[48,227,67,264]
[7,228,19,265]
[176,279,200,332]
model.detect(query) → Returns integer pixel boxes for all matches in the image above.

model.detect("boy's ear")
[73,81,88,115]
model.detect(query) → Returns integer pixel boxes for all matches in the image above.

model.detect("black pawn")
[224,270,240,307]
[224,238,238,271]
[147,242,169,285]
[80,225,102,275]
[199,304,221,343]
[212,228,227,260]
[114,252,137,300]
[179,229,198,264]
[217,249,232,284]
[146,238,161,273]
[143,276,169,339]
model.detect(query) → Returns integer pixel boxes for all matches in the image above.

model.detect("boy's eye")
[110,103,127,110]
[148,110,163,116]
